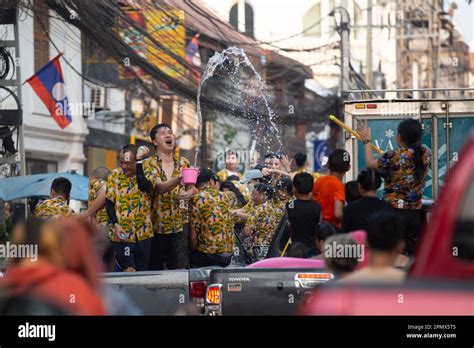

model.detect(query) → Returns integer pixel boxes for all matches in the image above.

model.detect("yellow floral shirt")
[106,168,153,242]
[217,169,248,191]
[246,201,284,247]
[272,196,292,214]
[216,169,243,183]
[88,178,109,227]
[142,154,190,234]
[190,187,235,254]
[34,196,75,220]
[242,200,255,215]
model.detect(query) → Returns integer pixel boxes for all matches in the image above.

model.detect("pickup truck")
[101,212,329,315]
[101,215,306,315]
[204,259,332,316]
[301,135,474,315]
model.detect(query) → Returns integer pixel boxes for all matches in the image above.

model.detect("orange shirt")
[312,175,345,227]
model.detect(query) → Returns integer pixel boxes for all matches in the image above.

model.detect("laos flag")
[26,53,72,129]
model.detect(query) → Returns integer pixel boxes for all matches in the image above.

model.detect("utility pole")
[333,1,351,97]
[365,0,373,89]
[432,0,441,98]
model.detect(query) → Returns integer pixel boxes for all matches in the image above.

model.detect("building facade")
[20,1,88,176]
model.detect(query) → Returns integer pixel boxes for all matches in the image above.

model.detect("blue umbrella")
[0,170,89,201]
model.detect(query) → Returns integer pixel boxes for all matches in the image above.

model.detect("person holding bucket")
[136,123,198,270]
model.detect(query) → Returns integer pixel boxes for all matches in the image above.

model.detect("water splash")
[195,46,282,166]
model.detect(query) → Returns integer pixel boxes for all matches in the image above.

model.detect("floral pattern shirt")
[34,196,75,220]
[377,146,431,210]
[88,178,109,227]
[189,187,235,254]
[142,154,190,234]
[246,201,284,248]
[106,168,153,242]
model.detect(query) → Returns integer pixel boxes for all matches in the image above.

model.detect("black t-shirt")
[285,199,321,250]
[343,196,394,233]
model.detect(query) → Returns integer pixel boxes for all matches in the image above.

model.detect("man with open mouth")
[136,123,197,270]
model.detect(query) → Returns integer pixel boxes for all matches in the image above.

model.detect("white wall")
[19,11,88,174]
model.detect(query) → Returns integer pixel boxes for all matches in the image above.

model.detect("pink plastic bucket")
[182,167,199,185]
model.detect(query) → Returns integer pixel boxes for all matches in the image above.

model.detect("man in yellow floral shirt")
[34,177,75,220]
[136,124,197,270]
[189,168,235,267]
[105,145,153,272]
[243,183,284,260]
[80,167,111,258]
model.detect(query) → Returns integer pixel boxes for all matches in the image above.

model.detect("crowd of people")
[0,118,432,312]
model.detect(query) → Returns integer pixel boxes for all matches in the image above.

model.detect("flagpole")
[14,7,27,217]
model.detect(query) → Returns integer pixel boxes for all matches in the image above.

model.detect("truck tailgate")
[102,270,190,315]
[206,268,332,315]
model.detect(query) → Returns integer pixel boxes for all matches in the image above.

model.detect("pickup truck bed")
[103,268,211,315]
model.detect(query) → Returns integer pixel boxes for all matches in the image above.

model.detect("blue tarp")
[0,171,89,201]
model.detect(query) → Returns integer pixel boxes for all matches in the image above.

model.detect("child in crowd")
[286,173,321,254]
[345,180,361,203]
[312,222,337,259]
[343,168,393,233]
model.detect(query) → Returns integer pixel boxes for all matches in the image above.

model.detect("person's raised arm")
[357,120,379,169]
[154,176,182,194]
[262,167,291,178]
[136,161,154,192]
[136,146,182,194]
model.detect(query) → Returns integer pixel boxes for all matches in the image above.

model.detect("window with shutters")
[229,2,255,38]
[160,97,173,126]
[33,0,50,72]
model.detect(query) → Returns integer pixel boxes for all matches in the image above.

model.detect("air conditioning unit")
[90,86,106,109]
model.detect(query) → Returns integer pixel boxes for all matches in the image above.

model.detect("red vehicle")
[301,136,474,315]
